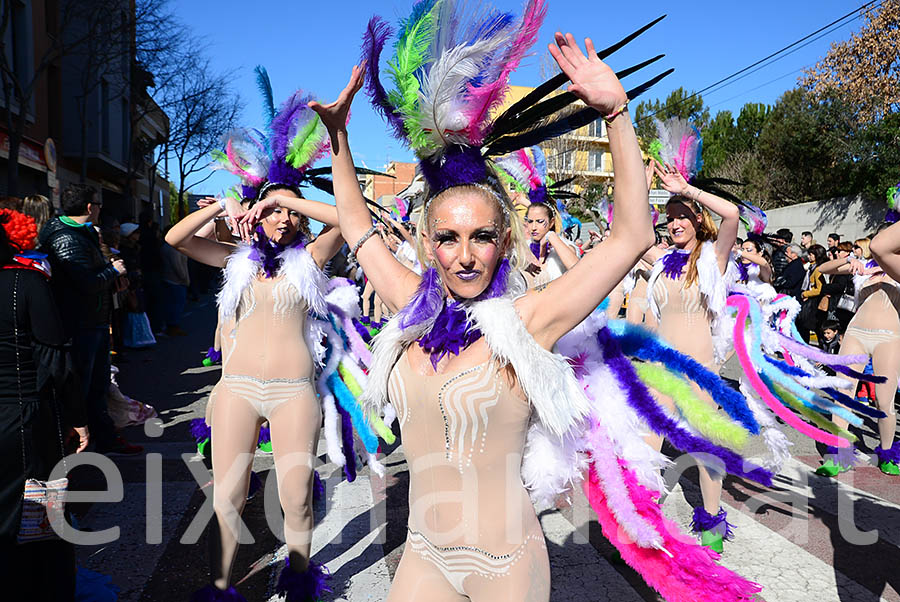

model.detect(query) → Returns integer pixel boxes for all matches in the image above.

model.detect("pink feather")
[585,423,663,548]
[585,462,762,602]
[727,295,851,448]
[517,149,542,190]
[343,316,372,368]
[462,0,547,144]
[673,132,697,182]
[226,140,265,187]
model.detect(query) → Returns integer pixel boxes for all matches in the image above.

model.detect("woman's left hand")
[309,63,365,134]
[547,33,627,116]
[238,197,281,239]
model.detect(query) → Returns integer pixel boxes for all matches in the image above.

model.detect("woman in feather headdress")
[166,70,381,602]
[640,117,744,553]
[312,0,659,595]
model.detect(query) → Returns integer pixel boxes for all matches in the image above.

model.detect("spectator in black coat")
[38,185,141,456]
[770,228,794,280]
[774,243,806,298]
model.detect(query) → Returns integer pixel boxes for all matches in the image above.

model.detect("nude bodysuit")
[386,344,550,602]
[651,272,715,367]
[213,276,317,417]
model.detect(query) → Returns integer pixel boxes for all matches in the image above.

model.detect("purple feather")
[875,441,900,464]
[661,249,690,280]
[690,507,735,540]
[529,241,541,259]
[823,445,859,469]
[190,418,211,443]
[313,470,325,503]
[336,403,357,482]
[417,302,483,369]
[352,318,373,343]
[419,145,488,193]
[275,558,332,601]
[362,17,407,142]
[528,185,549,206]
[736,260,750,283]
[398,267,445,329]
[266,160,306,189]
[241,183,259,201]
[831,363,888,383]
[257,425,271,445]
[270,91,312,160]
[886,209,900,224]
[248,226,306,278]
[596,327,774,486]
[476,257,510,300]
[189,585,247,602]
[205,347,222,363]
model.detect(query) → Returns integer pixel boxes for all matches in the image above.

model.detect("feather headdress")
[210,66,331,200]
[651,117,702,183]
[362,0,671,197]
[886,182,900,223]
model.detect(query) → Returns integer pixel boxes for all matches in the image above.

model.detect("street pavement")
[72,294,900,601]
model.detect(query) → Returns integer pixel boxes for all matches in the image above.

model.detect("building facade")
[1,0,169,224]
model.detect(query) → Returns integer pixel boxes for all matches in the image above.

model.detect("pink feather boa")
[585,463,762,602]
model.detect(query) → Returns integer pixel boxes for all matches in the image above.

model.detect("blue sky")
[173,0,868,201]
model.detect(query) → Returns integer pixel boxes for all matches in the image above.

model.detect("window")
[547,150,573,172]
[587,118,606,139]
[588,151,605,172]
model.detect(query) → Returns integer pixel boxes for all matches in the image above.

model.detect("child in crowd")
[819,320,842,355]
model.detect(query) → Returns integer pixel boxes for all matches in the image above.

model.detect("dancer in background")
[172,68,384,602]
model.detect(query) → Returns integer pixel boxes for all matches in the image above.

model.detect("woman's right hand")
[309,63,365,135]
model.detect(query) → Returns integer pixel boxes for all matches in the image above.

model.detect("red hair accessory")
[0,208,38,251]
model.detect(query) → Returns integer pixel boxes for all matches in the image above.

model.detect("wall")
[759,195,888,244]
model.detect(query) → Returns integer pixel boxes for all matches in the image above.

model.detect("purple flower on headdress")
[661,249,691,280]
[248,225,306,278]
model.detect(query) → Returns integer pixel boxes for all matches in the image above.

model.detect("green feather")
[648,138,663,163]
[634,361,750,451]
[386,3,438,153]
[770,381,857,442]
[210,148,229,166]
[495,164,525,193]
[286,114,326,169]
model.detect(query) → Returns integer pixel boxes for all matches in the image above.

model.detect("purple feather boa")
[875,440,900,465]
[595,327,774,486]
[275,558,332,602]
[398,267,444,329]
[313,470,325,503]
[258,425,271,445]
[404,259,510,367]
[190,418,212,443]
[419,145,488,193]
[361,17,407,142]
[248,226,306,278]
[418,303,483,369]
[690,507,735,540]
[661,249,691,280]
[189,585,247,602]
[336,403,357,482]
[205,347,222,363]
[529,241,541,260]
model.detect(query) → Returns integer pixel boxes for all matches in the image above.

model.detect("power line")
[635,0,881,124]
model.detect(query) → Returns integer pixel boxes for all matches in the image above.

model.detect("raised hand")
[548,33,627,116]
[309,63,366,134]
[652,159,690,195]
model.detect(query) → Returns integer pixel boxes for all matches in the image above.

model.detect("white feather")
[739,381,792,473]
[520,421,587,509]
[419,34,513,148]
[320,393,346,466]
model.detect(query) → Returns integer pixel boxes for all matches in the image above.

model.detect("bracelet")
[217,198,227,211]
[350,225,378,259]
[603,100,629,124]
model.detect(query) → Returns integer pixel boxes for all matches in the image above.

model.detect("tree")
[632,87,710,150]
[801,0,900,123]
[164,58,241,218]
[700,110,735,175]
